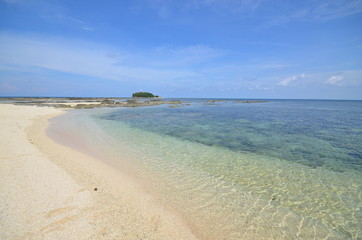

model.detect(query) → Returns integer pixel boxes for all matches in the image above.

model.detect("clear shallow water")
[104,100,362,172]
[50,99,362,239]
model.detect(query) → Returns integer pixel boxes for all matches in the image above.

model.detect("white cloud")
[274,71,362,88]
[278,73,306,87]
[276,71,362,88]
[1,31,361,96]
[326,75,344,86]
[324,71,362,87]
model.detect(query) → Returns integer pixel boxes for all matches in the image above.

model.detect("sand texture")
[0,104,198,240]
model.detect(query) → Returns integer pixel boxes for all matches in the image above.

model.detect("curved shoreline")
[2,102,357,239]
[0,104,198,240]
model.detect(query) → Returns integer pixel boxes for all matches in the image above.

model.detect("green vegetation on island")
[132,91,159,98]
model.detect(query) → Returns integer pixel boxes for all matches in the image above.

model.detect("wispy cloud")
[135,0,265,18]
[140,0,362,26]
[275,71,362,88]
[326,75,344,86]
[278,74,306,87]
[324,71,362,87]
[42,14,94,31]
[261,0,362,28]
[2,0,22,3]
[198,0,264,13]
[149,44,225,67]
[0,32,295,95]
[1,82,18,92]
[0,32,205,85]
[1,0,94,31]
[312,0,362,21]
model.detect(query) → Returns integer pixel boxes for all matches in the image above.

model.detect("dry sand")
[43,102,102,107]
[0,104,198,240]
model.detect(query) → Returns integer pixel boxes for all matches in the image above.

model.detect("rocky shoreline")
[0,97,184,109]
[0,97,268,109]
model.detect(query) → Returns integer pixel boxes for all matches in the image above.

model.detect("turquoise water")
[50,99,362,239]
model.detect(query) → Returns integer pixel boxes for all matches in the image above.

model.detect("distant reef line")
[0,97,269,109]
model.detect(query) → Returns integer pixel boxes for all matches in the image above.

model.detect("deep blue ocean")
[51,99,362,239]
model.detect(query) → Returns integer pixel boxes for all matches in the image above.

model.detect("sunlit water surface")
[49,99,362,240]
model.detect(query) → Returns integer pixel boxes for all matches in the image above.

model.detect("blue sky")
[0,0,361,99]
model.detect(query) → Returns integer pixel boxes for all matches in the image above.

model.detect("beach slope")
[0,104,197,240]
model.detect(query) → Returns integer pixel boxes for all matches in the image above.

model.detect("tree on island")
[132,91,159,98]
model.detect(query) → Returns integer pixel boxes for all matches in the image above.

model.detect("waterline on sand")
[48,100,362,239]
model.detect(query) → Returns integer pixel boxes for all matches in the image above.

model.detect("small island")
[132,91,159,98]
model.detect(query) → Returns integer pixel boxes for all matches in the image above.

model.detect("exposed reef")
[203,99,268,105]
[238,100,268,103]
[0,97,268,109]
[0,97,184,109]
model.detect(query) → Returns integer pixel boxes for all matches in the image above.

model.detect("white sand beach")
[0,104,198,240]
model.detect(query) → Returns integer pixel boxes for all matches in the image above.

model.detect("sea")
[48,99,362,240]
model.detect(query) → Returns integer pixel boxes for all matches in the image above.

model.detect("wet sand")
[0,104,198,240]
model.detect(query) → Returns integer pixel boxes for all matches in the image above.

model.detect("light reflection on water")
[54,99,362,239]
[103,100,362,172]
